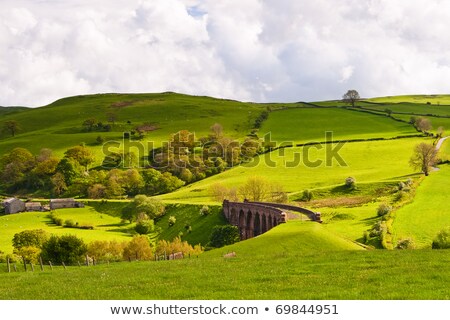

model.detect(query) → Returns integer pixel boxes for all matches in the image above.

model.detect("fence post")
[30,263,35,272]
[85,255,89,266]
[62,261,66,270]
[164,250,167,261]
[39,256,44,271]
[13,264,17,272]
[7,257,11,273]
[49,261,53,271]
[77,261,81,267]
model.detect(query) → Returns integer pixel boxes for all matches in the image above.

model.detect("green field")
[159,137,426,203]
[1,222,449,300]
[0,93,267,162]
[1,92,450,300]
[393,165,450,248]
[260,108,417,144]
[0,203,226,254]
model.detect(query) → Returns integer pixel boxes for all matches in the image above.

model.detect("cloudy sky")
[1,0,450,107]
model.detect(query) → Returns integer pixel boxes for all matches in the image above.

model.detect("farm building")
[25,202,43,212]
[3,198,26,214]
[50,198,84,210]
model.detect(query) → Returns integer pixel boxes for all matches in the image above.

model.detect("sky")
[1,0,450,107]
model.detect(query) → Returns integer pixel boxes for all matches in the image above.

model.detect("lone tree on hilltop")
[409,142,438,176]
[342,90,360,108]
[2,120,21,137]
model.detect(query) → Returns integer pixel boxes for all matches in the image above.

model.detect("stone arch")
[261,213,267,233]
[246,210,253,239]
[230,208,238,226]
[239,209,246,239]
[254,212,261,236]
[273,216,277,227]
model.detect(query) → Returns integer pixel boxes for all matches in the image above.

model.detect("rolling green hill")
[1,92,449,300]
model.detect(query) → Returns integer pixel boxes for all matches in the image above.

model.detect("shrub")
[209,225,240,248]
[168,216,176,227]
[64,219,77,228]
[41,234,88,265]
[398,181,406,191]
[377,203,392,217]
[199,205,211,216]
[88,240,126,262]
[123,235,153,261]
[432,227,450,249]
[12,229,48,249]
[396,238,416,250]
[394,191,409,203]
[135,219,154,235]
[301,189,314,202]
[345,177,356,190]
[363,231,370,244]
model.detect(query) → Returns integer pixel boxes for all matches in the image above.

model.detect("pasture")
[1,221,449,300]
[260,107,417,144]
[159,137,428,203]
[393,165,450,248]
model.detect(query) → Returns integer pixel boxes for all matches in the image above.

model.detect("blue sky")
[1,0,450,107]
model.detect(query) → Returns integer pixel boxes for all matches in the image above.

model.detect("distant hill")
[0,106,29,116]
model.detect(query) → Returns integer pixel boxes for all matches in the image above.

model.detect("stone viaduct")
[222,200,322,240]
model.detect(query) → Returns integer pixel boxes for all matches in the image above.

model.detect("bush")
[345,177,356,190]
[377,203,392,216]
[122,235,153,261]
[199,205,211,216]
[168,216,177,227]
[41,234,88,265]
[396,238,416,250]
[398,181,406,191]
[362,231,370,244]
[88,240,126,262]
[301,189,314,202]
[432,227,450,249]
[394,191,409,203]
[209,225,240,248]
[12,229,48,249]
[135,219,154,235]
[64,219,77,228]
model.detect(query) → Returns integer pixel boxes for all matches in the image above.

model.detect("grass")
[0,93,266,162]
[159,137,427,203]
[392,114,450,134]
[261,108,417,144]
[0,222,449,299]
[0,203,227,254]
[393,165,450,248]
[366,94,450,105]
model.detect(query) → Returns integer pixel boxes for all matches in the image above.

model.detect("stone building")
[25,202,43,212]
[49,198,84,210]
[3,198,26,214]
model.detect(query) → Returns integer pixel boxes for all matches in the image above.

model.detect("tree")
[106,112,118,126]
[414,117,432,133]
[210,123,223,139]
[436,126,445,139]
[342,90,360,108]
[64,145,96,171]
[122,235,153,261]
[2,120,21,137]
[135,219,155,235]
[432,227,450,249]
[209,225,240,248]
[239,176,269,201]
[409,142,438,176]
[12,229,48,249]
[121,195,165,222]
[82,118,97,131]
[41,234,87,265]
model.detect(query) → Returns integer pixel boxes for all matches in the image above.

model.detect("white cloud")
[1,0,450,107]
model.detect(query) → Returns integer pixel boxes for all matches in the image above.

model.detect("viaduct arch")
[222,200,322,240]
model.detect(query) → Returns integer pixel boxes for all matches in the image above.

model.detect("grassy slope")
[159,137,426,203]
[393,165,450,248]
[366,94,450,104]
[261,107,417,144]
[0,93,265,161]
[1,222,449,299]
[0,203,227,254]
